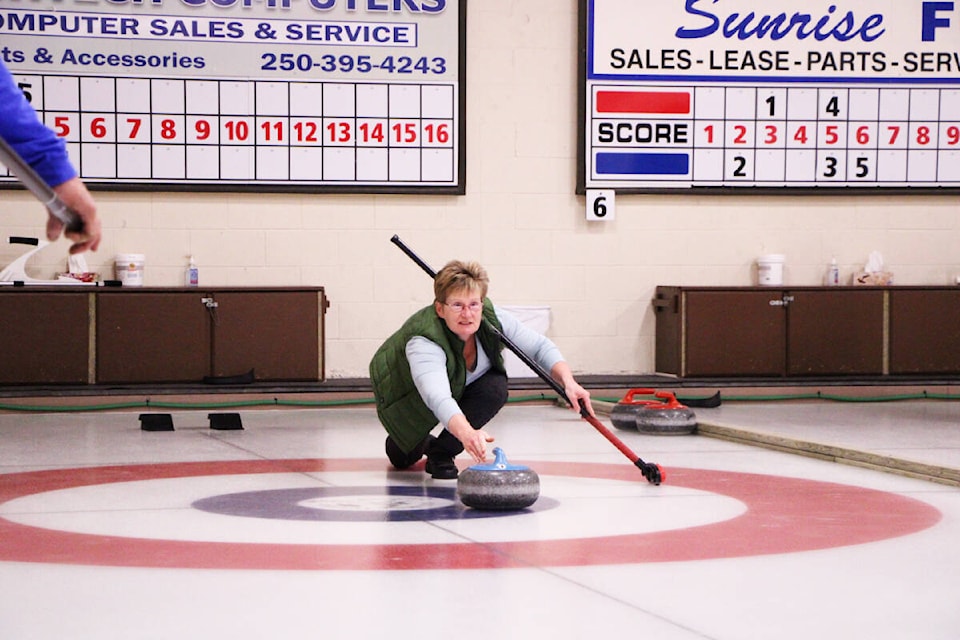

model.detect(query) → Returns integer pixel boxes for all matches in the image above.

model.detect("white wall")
[2,0,959,378]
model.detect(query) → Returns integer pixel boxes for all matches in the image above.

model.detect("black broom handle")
[390,234,580,413]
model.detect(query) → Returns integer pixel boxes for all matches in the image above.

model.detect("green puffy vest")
[369,299,505,453]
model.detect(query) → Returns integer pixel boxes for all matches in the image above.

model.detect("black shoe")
[425,454,458,479]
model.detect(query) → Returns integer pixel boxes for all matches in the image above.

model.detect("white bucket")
[115,253,145,287]
[756,254,785,286]
[499,305,550,378]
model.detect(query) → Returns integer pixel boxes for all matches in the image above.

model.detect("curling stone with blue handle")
[457,447,540,510]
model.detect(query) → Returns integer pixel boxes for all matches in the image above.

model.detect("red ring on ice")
[0,458,941,570]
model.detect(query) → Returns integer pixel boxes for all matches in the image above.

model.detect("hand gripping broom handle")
[389,234,663,485]
[0,134,84,234]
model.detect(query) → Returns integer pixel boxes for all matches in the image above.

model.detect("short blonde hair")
[434,260,489,302]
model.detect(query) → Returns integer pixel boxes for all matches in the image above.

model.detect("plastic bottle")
[185,256,199,287]
[826,257,839,286]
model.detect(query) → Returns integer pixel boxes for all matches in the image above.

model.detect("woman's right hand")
[447,414,494,463]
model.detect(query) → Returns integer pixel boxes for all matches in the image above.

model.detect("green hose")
[597,390,960,404]
[0,393,560,414]
[4,387,960,414]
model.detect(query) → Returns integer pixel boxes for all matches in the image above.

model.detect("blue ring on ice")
[192,485,558,522]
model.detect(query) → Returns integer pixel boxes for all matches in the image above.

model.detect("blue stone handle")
[469,447,529,471]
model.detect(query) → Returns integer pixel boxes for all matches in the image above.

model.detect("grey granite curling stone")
[457,447,540,510]
[610,398,640,430]
[611,389,697,435]
[635,404,697,434]
[611,388,660,431]
[635,390,697,434]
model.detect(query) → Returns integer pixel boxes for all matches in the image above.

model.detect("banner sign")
[579,0,960,192]
[2,0,465,193]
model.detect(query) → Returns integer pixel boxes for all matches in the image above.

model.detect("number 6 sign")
[586,189,615,221]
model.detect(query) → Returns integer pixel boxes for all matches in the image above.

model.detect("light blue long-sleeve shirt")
[405,305,563,428]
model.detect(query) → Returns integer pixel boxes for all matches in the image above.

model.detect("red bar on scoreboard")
[596,91,690,114]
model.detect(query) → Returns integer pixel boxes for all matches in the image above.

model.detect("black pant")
[386,368,509,467]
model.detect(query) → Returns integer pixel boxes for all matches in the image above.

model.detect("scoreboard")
[1,0,465,194]
[579,0,960,192]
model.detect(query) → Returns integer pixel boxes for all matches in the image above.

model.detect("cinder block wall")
[2,0,958,378]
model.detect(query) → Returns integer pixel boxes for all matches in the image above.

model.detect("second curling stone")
[611,388,697,435]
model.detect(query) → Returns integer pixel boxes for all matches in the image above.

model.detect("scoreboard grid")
[8,73,458,188]
[588,83,960,188]
[0,1,465,195]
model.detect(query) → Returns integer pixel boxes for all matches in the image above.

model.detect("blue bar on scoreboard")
[596,152,689,176]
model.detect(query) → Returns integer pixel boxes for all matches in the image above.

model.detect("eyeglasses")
[443,301,483,313]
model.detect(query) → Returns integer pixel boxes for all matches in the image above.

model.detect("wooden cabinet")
[655,286,885,378]
[96,288,325,384]
[0,290,92,384]
[210,291,321,381]
[96,291,211,383]
[786,289,885,375]
[681,290,785,376]
[1,286,326,386]
[889,289,960,374]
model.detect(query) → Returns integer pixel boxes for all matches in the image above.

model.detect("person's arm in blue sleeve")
[0,63,76,188]
[0,61,101,253]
